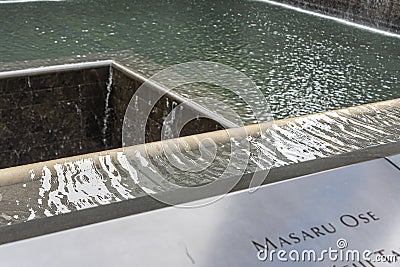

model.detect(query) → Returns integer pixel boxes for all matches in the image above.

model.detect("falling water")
[162,102,178,140]
[102,65,113,148]
[1,100,400,225]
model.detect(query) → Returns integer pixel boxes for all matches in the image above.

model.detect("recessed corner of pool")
[0,61,229,170]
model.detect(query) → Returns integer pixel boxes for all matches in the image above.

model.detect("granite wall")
[0,64,223,169]
[0,67,109,169]
[276,0,400,33]
[108,67,223,147]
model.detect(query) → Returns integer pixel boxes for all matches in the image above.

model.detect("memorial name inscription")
[252,210,380,252]
[250,210,400,265]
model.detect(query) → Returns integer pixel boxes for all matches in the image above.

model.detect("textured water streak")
[101,65,113,148]
[143,103,400,187]
[0,154,146,224]
[0,101,399,226]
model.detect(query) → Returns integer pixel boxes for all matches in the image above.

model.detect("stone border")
[272,0,400,33]
[0,140,399,245]
[1,97,399,186]
[0,60,113,79]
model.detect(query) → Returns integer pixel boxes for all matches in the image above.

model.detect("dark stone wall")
[276,0,400,33]
[0,67,109,169]
[0,65,224,169]
[109,68,223,147]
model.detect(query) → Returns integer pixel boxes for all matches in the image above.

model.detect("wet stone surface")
[0,64,223,169]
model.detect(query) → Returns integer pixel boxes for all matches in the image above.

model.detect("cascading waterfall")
[1,101,400,225]
[102,65,113,148]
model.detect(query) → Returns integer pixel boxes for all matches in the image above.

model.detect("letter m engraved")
[252,238,278,253]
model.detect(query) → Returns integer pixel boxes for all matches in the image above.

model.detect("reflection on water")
[0,0,399,119]
[1,100,399,226]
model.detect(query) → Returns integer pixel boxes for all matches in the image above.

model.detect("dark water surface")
[0,0,399,119]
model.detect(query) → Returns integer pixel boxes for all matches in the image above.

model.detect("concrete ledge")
[272,0,400,33]
[0,60,113,79]
[1,97,399,186]
[0,140,399,245]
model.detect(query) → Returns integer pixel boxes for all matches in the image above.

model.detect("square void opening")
[0,63,224,169]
